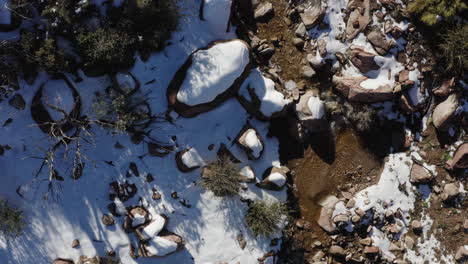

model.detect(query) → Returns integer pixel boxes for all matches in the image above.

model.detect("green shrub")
[438,24,468,74]
[408,0,467,25]
[201,158,241,197]
[0,198,24,237]
[245,201,288,237]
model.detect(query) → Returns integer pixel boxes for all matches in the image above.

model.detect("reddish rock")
[433,94,458,131]
[345,0,371,40]
[434,77,455,97]
[367,29,393,55]
[349,46,380,74]
[364,246,380,255]
[410,164,433,184]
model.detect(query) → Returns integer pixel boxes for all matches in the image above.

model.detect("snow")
[0,2,286,263]
[239,69,291,117]
[141,215,166,239]
[146,236,178,256]
[0,0,11,25]
[245,129,263,159]
[181,148,205,168]
[203,0,232,34]
[176,40,250,106]
[115,72,136,91]
[42,79,76,121]
[267,172,286,187]
[307,96,325,119]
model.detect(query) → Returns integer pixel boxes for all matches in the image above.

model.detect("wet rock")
[300,6,324,29]
[254,2,273,21]
[367,29,393,55]
[9,94,26,110]
[434,77,455,97]
[433,94,459,131]
[102,214,115,226]
[410,164,433,184]
[72,239,80,248]
[441,183,460,201]
[256,166,288,190]
[348,45,380,74]
[236,125,264,160]
[329,245,345,257]
[446,143,468,170]
[302,65,316,78]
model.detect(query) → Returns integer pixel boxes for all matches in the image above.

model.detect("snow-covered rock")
[175,148,205,172]
[168,39,251,117]
[333,75,395,102]
[256,166,289,191]
[295,91,327,132]
[139,234,184,258]
[236,125,264,160]
[446,143,468,170]
[239,165,256,183]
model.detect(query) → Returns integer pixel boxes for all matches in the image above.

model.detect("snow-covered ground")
[0,0,287,263]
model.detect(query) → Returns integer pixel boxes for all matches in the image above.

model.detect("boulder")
[135,214,168,241]
[367,29,393,55]
[300,5,324,29]
[254,2,273,21]
[333,75,395,103]
[433,77,455,97]
[345,0,371,40]
[256,166,289,190]
[446,143,468,170]
[295,91,327,132]
[409,164,433,184]
[101,214,115,226]
[175,148,205,172]
[239,165,256,183]
[235,125,264,160]
[317,195,339,233]
[348,46,380,74]
[167,40,252,117]
[432,94,459,131]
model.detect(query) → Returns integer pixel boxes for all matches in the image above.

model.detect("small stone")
[463,219,468,232]
[302,65,316,78]
[102,214,115,226]
[359,237,372,246]
[404,236,415,249]
[71,239,80,248]
[171,192,178,199]
[9,94,26,110]
[329,245,346,257]
[52,258,74,264]
[293,38,305,48]
[364,246,380,255]
[355,208,365,217]
[411,220,422,233]
[333,214,349,224]
[295,23,307,38]
[346,199,356,208]
[237,234,247,250]
[441,183,460,201]
[146,173,154,182]
[259,47,275,57]
[351,215,360,223]
[107,250,116,257]
[311,250,325,262]
[385,210,394,220]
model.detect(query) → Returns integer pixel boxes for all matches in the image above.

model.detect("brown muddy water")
[282,129,383,243]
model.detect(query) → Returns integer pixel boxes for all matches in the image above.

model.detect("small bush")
[438,24,468,75]
[408,0,467,25]
[245,201,288,237]
[342,102,378,133]
[201,158,240,197]
[0,198,24,237]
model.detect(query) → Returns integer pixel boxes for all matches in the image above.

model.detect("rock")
[300,6,324,29]
[295,23,307,38]
[236,125,264,160]
[302,65,316,78]
[295,91,327,132]
[307,53,325,69]
[441,183,460,201]
[329,245,345,257]
[311,250,325,262]
[53,258,74,264]
[411,220,422,233]
[148,143,173,157]
[318,39,327,57]
[317,195,339,233]
[239,165,256,183]
[364,246,380,255]
[410,164,433,184]
[258,46,275,57]
[345,0,371,40]
[404,236,415,249]
[139,232,184,257]
[455,246,468,262]
[254,2,273,21]
[332,75,395,103]
[293,38,305,48]
[333,214,349,225]
[348,45,380,74]
[256,166,288,190]
[167,40,252,118]
[367,29,393,55]
[9,94,26,110]
[237,234,247,250]
[72,239,80,248]
[175,148,205,172]
[359,237,372,246]
[346,199,356,208]
[351,215,360,223]
[102,214,115,226]
[464,219,468,231]
[434,77,455,97]
[446,143,468,170]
